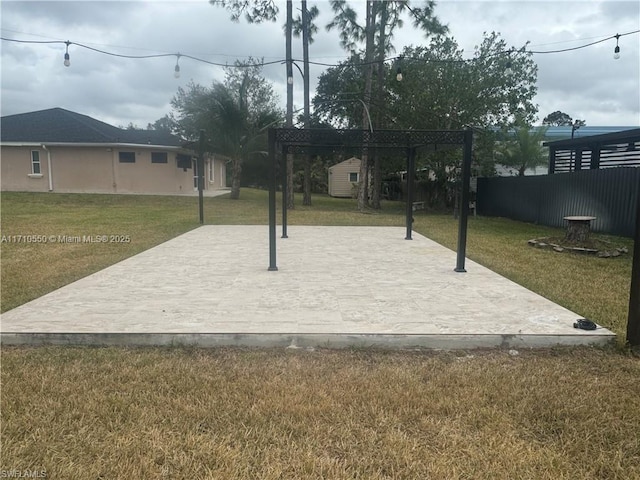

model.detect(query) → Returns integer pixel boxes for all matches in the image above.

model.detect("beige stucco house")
[0,108,227,195]
[328,157,361,198]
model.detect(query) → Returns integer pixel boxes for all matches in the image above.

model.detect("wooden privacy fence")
[477,167,640,238]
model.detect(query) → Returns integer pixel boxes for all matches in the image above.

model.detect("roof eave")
[1,142,189,150]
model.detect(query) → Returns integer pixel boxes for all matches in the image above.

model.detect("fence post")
[627,185,640,348]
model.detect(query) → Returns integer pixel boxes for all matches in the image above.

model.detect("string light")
[1,28,637,77]
[63,40,70,67]
[174,54,181,78]
[286,60,293,84]
[505,58,512,75]
[395,55,403,81]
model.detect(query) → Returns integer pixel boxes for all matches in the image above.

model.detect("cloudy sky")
[1,0,639,129]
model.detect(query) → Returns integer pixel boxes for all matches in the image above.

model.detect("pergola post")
[268,129,278,271]
[455,128,473,272]
[268,128,470,270]
[627,186,640,348]
[281,145,288,239]
[197,129,205,225]
[405,147,416,240]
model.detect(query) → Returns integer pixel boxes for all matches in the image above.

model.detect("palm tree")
[172,67,282,199]
[497,125,549,176]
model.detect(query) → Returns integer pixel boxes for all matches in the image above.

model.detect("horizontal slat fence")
[477,167,640,237]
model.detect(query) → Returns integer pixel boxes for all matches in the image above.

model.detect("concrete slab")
[1,226,615,349]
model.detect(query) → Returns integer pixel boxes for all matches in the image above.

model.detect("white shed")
[328,157,361,197]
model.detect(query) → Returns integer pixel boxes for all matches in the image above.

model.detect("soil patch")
[528,236,628,258]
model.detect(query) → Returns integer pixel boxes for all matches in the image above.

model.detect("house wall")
[328,157,361,197]
[114,149,192,194]
[0,145,226,194]
[206,155,227,190]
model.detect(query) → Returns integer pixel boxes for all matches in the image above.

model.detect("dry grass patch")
[2,346,639,479]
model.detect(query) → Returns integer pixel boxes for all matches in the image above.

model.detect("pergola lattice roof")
[273,128,468,153]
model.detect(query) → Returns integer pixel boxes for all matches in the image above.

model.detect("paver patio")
[0,226,615,349]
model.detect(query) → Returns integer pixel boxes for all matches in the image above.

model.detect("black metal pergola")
[267,127,473,273]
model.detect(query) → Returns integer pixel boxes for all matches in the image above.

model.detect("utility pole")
[302,0,312,206]
[285,0,294,209]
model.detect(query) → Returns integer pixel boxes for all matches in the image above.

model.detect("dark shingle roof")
[0,108,184,147]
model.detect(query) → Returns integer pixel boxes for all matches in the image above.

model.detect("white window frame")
[30,150,42,176]
[349,172,359,183]
[208,158,214,182]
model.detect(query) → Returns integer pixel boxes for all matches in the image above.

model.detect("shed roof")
[328,157,361,171]
[0,108,184,147]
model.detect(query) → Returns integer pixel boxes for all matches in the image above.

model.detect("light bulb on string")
[63,41,70,67]
[613,34,620,60]
[505,61,512,75]
[286,60,293,85]
[395,56,403,82]
[174,54,181,78]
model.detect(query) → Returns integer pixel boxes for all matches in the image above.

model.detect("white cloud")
[1,0,638,127]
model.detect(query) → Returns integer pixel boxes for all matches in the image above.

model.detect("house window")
[151,152,168,164]
[349,172,359,182]
[31,150,41,174]
[176,154,192,170]
[208,159,214,182]
[119,151,136,163]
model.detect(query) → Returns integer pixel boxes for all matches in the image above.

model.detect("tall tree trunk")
[302,0,312,206]
[230,158,242,200]
[370,2,388,210]
[286,0,295,209]
[358,0,375,211]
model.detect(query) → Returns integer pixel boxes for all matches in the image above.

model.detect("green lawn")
[1,190,638,479]
[1,190,633,338]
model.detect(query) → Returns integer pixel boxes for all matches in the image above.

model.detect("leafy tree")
[211,0,320,208]
[209,0,278,22]
[390,34,537,130]
[170,61,282,199]
[326,0,447,210]
[315,32,538,205]
[542,110,585,127]
[496,124,548,176]
[147,115,176,134]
